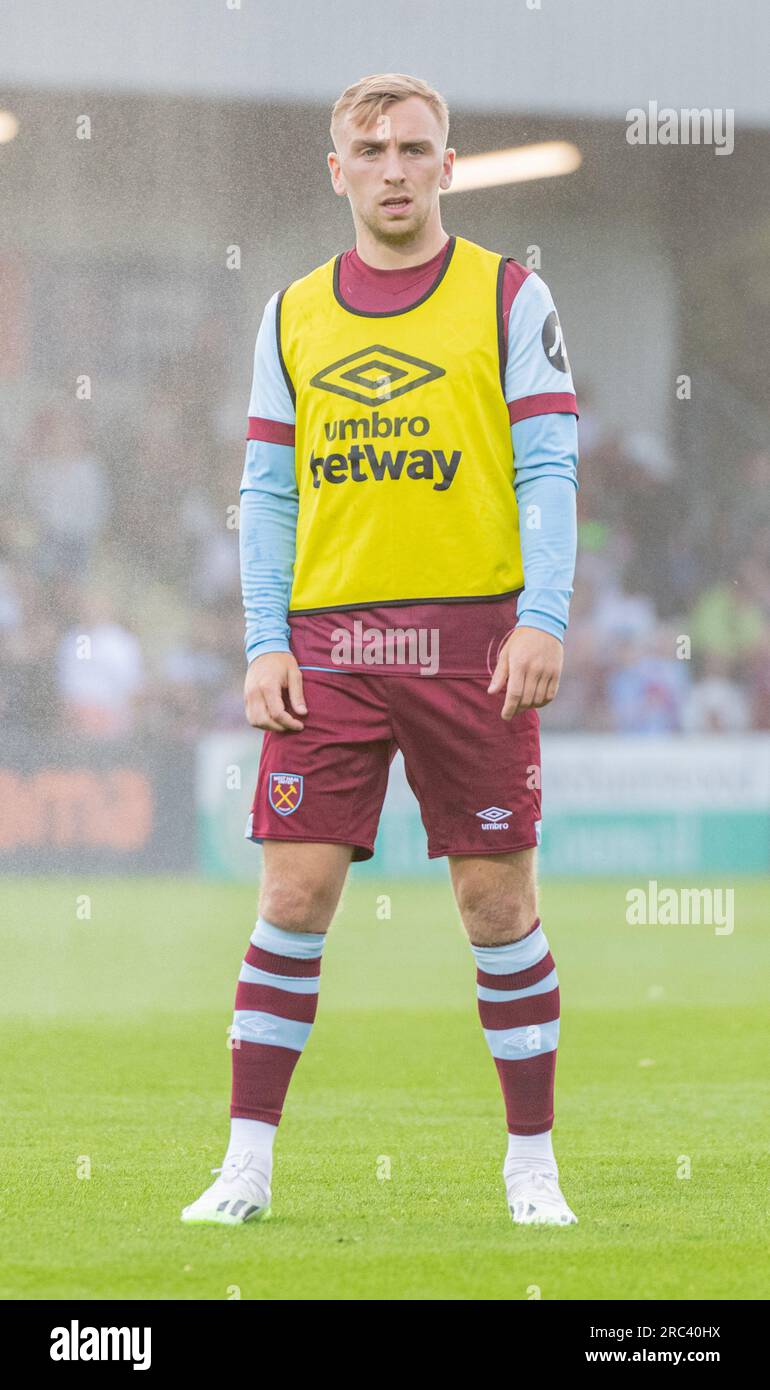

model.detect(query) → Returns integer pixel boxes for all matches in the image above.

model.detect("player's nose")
[380,151,408,185]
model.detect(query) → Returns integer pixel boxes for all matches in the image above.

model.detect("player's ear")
[439,148,455,191]
[328,152,345,195]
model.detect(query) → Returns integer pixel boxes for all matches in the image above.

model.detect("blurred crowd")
[0,362,768,743]
[543,390,770,733]
[0,318,248,746]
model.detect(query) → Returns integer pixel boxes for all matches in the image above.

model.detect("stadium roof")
[1,0,767,127]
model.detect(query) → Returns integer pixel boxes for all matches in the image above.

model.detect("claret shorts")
[246,665,542,862]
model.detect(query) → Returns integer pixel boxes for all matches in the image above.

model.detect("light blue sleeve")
[511,412,579,642]
[240,442,298,663]
[239,292,298,665]
[505,271,577,406]
[505,269,579,642]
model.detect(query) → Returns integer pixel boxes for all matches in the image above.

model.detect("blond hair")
[330,73,450,151]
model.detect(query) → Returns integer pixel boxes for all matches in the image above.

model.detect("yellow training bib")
[277,234,524,613]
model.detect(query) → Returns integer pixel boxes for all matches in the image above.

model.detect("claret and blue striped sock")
[470,918,560,1163]
[225,916,326,1167]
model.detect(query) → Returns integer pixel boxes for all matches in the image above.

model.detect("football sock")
[470,918,560,1138]
[224,1117,277,1169]
[229,916,326,1144]
[505,1128,556,1170]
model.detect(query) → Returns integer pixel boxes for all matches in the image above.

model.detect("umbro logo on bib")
[311,344,445,407]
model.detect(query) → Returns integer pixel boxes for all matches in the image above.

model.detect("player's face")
[331,97,454,247]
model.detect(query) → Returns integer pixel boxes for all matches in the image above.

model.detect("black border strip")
[289,587,522,616]
[331,235,457,318]
[275,287,296,407]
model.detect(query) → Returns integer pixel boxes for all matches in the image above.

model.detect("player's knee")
[464,902,537,944]
[454,873,537,944]
[259,875,338,934]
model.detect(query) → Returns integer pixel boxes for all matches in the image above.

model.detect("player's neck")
[353,223,451,271]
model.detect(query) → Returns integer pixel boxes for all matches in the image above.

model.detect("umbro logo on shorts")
[476,806,512,831]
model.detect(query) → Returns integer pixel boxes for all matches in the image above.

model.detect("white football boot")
[504,1161,578,1226]
[180,1149,272,1226]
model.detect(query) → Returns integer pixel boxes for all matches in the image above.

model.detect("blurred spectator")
[727,452,770,550]
[592,579,657,646]
[56,590,145,738]
[688,581,766,662]
[0,577,60,732]
[606,632,690,734]
[0,560,22,632]
[748,647,770,730]
[682,653,752,733]
[20,403,111,581]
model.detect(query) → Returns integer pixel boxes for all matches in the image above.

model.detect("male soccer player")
[182,73,579,1228]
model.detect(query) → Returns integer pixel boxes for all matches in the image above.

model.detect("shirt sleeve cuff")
[245,637,292,665]
[514,607,567,643]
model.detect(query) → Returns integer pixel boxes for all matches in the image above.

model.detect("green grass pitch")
[1,873,768,1301]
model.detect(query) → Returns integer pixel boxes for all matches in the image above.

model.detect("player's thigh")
[259,840,354,934]
[248,667,394,876]
[448,846,538,945]
[388,674,541,862]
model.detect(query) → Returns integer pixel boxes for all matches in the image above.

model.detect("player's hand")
[244,652,307,732]
[487,626,563,719]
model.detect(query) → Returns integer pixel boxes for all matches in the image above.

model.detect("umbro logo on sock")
[236,1018,279,1042]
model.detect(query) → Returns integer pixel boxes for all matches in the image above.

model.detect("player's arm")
[240,292,307,732]
[487,269,579,719]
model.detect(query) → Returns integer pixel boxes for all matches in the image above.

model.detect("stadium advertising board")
[0,735,196,873]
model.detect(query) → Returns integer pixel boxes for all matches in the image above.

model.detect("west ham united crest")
[268,772,304,817]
